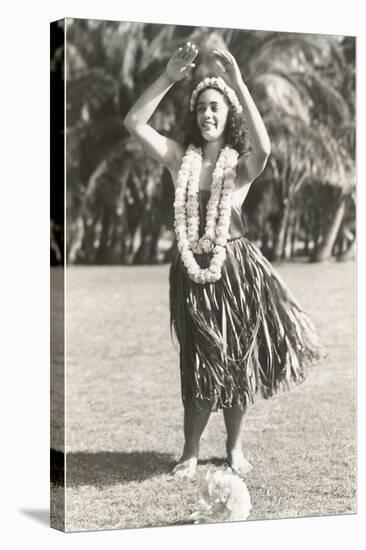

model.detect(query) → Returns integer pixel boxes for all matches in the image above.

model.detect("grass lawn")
[58,260,356,531]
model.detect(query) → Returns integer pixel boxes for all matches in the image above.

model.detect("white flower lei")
[174,144,239,284]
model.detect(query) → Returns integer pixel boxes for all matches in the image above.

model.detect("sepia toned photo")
[50,17,356,532]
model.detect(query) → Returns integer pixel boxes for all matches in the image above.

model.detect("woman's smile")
[202,121,216,130]
[196,88,229,141]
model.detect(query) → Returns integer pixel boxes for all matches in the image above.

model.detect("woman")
[124,42,319,479]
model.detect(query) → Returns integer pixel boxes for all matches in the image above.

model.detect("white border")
[1,1,364,549]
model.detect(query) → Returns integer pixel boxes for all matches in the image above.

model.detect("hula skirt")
[169,237,320,411]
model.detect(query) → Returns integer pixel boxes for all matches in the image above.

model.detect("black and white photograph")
[50,15,356,533]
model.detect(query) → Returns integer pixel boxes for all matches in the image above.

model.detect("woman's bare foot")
[172,456,198,479]
[227,448,253,476]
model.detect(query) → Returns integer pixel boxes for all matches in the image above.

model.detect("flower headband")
[190,77,243,114]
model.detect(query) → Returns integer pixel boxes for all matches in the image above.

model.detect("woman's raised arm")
[124,42,198,175]
[212,49,271,185]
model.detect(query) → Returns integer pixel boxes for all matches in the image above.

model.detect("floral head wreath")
[190,77,243,115]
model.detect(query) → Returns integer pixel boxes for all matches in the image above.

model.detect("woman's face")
[196,88,229,142]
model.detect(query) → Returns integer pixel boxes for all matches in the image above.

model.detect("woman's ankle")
[226,441,243,455]
[180,443,200,461]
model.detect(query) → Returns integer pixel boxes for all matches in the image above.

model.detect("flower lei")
[174,144,239,284]
[190,77,243,115]
[191,469,252,524]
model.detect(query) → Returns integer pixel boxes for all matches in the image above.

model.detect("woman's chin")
[201,131,222,143]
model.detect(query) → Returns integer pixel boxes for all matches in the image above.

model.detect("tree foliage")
[51,19,355,264]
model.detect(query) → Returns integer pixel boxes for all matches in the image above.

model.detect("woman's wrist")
[162,69,177,86]
[232,77,247,94]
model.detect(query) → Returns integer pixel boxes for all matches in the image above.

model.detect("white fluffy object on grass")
[191,468,252,524]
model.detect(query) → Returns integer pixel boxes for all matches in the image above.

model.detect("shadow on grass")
[51,450,228,488]
[198,457,227,467]
[52,449,175,487]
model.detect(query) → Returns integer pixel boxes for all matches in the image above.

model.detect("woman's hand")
[165,42,198,82]
[211,49,243,89]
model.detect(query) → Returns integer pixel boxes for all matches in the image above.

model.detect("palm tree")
[62,20,355,264]
[312,37,355,261]
[228,32,355,261]
[65,21,229,263]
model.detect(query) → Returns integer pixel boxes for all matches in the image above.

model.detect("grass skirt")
[169,237,320,411]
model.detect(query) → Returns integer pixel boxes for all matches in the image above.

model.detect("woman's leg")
[223,406,253,475]
[173,405,211,478]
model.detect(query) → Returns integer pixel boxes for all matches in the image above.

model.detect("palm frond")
[247,33,344,77]
[294,68,351,124]
[138,25,176,72]
[253,70,311,122]
[266,112,354,191]
[67,68,117,120]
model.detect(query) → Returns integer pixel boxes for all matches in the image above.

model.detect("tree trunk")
[337,238,356,262]
[290,214,299,258]
[313,194,346,262]
[95,209,112,264]
[273,200,291,262]
[303,213,310,257]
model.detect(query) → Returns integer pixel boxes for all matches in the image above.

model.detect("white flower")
[188,264,200,275]
[191,242,201,254]
[215,236,226,247]
[209,267,221,277]
[224,168,236,180]
[190,469,252,524]
[205,229,215,241]
[210,257,222,268]
[200,238,214,253]
[213,244,226,254]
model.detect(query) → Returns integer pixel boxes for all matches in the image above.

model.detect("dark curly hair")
[184,86,251,156]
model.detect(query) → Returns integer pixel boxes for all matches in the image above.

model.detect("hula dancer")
[124,42,319,478]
